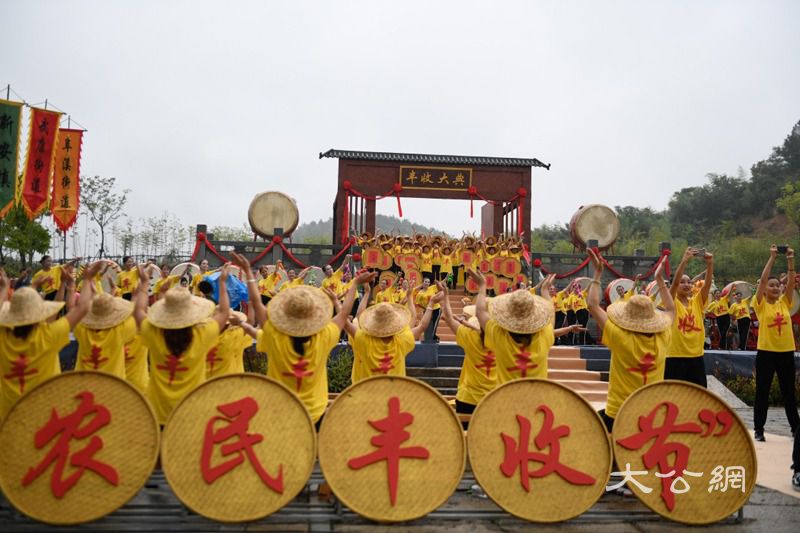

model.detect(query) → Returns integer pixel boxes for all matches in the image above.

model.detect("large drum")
[605,278,634,304]
[248,191,300,239]
[569,204,620,250]
[645,280,663,306]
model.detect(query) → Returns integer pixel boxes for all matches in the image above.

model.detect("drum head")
[170,262,200,280]
[721,281,755,300]
[570,205,620,249]
[302,266,324,287]
[144,263,162,295]
[101,261,120,295]
[646,280,663,306]
[248,191,299,239]
[606,278,634,304]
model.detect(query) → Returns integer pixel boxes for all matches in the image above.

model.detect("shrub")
[244,345,268,375]
[721,371,800,407]
[327,346,354,393]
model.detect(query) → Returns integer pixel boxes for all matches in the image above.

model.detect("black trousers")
[575,309,589,345]
[737,317,751,350]
[754,350,799,433]
[793,425,800,472]
[554,311,566,344]
[565,310,577,345]
[717,315,730,349]
[432,265,441,281]
[450,266,459,288]
[423,308,441,343]
[664,356,707,388]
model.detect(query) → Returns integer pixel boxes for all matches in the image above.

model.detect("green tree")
[776,179,800,246]
[81,176,129,258]
[0,204,50,267]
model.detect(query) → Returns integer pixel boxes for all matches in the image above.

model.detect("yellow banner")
[50,129,82,231]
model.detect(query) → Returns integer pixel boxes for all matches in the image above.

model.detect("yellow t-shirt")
[124,333,149,394]
[258,272,281,296]
[571,290,588,311]
[391,288,408,304]
[419,252,433,273]
[415,285,440,310]
[321,270,343,295]
[668,294,706,358]
[602,319,671,418]
[153,275,179,296]
[141,319,220,424]
[257,320,339,422]
[754,294,795,352]
[708,296,730,317]
[0,317,69,419]
[728,302,751,321]
[74,315,137,377]
[279,278,303,292]
[117,269,139,295]
[206,326,251,378]
[31,266,62,295]
[351,326,416,381]
[455,325,496,405]
[484,319,554,384]
[554,291,568,313]
[374,287,394,304]
[440,255,453,275]
[337,279,354,300]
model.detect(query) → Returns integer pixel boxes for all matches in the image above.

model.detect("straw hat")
[359,302,411,337]
[0,288,64,327]
[606,294,672,333]
[147,287,215,330]
[463,304,476,317]
[82,293,134,330]
[228,310,248,325]
[267,285,333,337]
[488,290,553,334]
[485,235,498,246]
[465,316,480,330]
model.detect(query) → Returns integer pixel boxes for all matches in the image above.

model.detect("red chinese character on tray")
[200,396,284,493]
[616,401,703,510]
[500,405,596,492]
[22,391,119,498]
[348,396,430,506]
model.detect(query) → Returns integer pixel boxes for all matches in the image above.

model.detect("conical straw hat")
[147,287,215,329]
[488,290,552,334]
[606,294,672,333]
[0,287,64,327]
[359,303,411,337]
[267,285,333,337]
[81,293,134,330]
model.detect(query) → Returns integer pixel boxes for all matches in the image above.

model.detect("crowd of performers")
[1,242,798,483]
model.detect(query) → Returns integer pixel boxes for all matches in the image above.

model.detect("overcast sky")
[2,0,799,254]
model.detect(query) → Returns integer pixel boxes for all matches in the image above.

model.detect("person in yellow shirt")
[74,293,137,378]
[468,268,555,386]
[321,254,351,296]
[414,277,442,343]
[665,247,713,388]
[206,311,257,379]
[586,249,675,432]
[344,288,442,382]
[134,264,230,425]
[124,332,149,394]
[31,255,63,301]
[190,259,212,297]
[439,245,454,287]
[707,289,731,349]
[0,261,103,419]
[419,245,434,283]
[233,252,369,429]
[278,267,310,292]
[391,277,409,305]
[373,278,394,304]
[116,256,139,301]
[257,263,282,305]
[728,292,752,351]
[571,282,590,345]
[752,245,798,441]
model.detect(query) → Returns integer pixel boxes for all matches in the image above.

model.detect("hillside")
[290,214,449,244]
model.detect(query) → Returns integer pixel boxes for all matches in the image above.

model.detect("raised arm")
[210,264,230,331]
[333,270,375,331]
[437,282,461,334]
[356,282,371,318]
[65,261,103,329]
[670,247,694,300]
[0,269,8,306]
[133,264,150,326]
[466,268,489,329]
[232,252,267,326]
[586,249,607,330]
[756,245,777,304]
[786,247,795,307]
[654,259,676,322]
[698,252,713,306]
[540,273,556,302]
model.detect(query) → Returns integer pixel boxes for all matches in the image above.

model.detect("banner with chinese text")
[0,100,23,218]
[51,129,82,231]
[21,108,61,219]
[399,166,471,191]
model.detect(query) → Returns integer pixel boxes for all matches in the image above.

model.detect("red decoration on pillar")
[468,186,478,218]
[392,183,403,218]
[533,258,542,268]
[272,235,283,244]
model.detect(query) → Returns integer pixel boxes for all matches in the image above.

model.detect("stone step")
[407,367,461,378]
